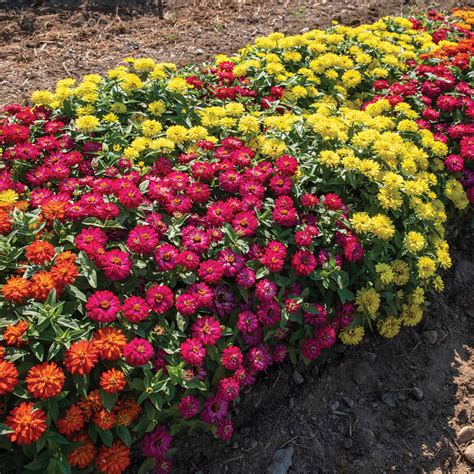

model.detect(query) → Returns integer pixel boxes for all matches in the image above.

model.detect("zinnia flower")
[100,250,132,281]
[64,340,99,375]
[124,338,153,366]
[141,425,172,459]
[57,404,85,435]
[24,240,55,265]
[96,441,131,474]
[100,368,126,393]
[6,402,47,445]
[86,290,121,323]
[68,433,96,469]
[93,327,127,361]
[2,277,31,304]
[26,362,65,400]
[0,359,18,395]
[3,320,28,347]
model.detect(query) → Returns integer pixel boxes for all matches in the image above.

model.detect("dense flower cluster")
[0,8,472,473]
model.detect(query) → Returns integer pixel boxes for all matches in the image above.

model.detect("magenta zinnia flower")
[124,338,153,366]
[191,316,222,345]
[86,290,121,323]
[141,425,172,459]
[121,296,150,323]
[100,249,132,281]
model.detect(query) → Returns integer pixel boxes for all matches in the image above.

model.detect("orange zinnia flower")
[0,209,12,235]
[0,346,5,359]
[68,433,96,469]
[78,389,102,421]
[41,198,68,222]
[2,276,30,305]
[30,271,55,302]
[93,327,127,361]
[96,441,131,474]
[26,362,65,400]
[0,359,18,395]
[6,402,47,445]
[114,399,141,427]
[56,404,85,436]
[25,240,55,265]
[55,251,77,264]
[64,340,99,375]
[50,261,79,288]
[93,408,116,431]
[100,368,126,394]
[3,320,29,347]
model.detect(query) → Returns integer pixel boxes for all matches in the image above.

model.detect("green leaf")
[30,341,44,361]
[0,423,14,436]
[138,457,156,474]
[100,390,118,412]
[96,428,113,447]
[116,425,132,447]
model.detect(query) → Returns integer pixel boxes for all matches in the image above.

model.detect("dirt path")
[1,1,473,472]
[0,0,464,103]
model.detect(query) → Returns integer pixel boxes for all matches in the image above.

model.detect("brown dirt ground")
[1,1,473,472]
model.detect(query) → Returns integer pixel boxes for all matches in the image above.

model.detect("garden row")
[0,7,472,474]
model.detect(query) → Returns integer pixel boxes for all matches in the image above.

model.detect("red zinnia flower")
[0,359,18,394]
[96,441,131,474]
[6,402,47,445]
[64,340,99,375]
[26,362,65,399]
[25,240,55,265]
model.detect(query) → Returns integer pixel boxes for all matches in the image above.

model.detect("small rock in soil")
[289,397,295,410]
[360,350,377,362]
[382,392,399,407]
[464,443,474,464]
[292,370,304,385]
[352,362,371,385]
[267,446,294,474]
[457,426,474,445]
[343,438,353,449]
[423,330,438,344]
[411,387,424,401]
[334,344,346,353]
[438,329,447,342]
[251,439,258,449]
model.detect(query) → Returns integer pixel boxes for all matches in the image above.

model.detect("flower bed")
[0,8,472,474]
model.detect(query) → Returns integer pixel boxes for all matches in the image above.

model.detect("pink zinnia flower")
[198,260,225,285]
[191,316,222,345]
[217,377,240,401]
[124,338,153,366]
[145,285,174,314]
[221,346,243,371]
[175,293,200,317]
[86,290,120,323]
[180,338,206,366]
[121,296,151,323]
[179,395,200,419]
[126,225,159,254]
[141,426,172,459]
[100,250,132,281]
[215,417,234,442]
[301,338,321,360]
[154,243,179,272]
[255,279,277,302]
[201,396,229,424]
[291,250,316,276]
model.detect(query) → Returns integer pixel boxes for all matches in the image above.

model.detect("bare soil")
[1,1,473,472]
